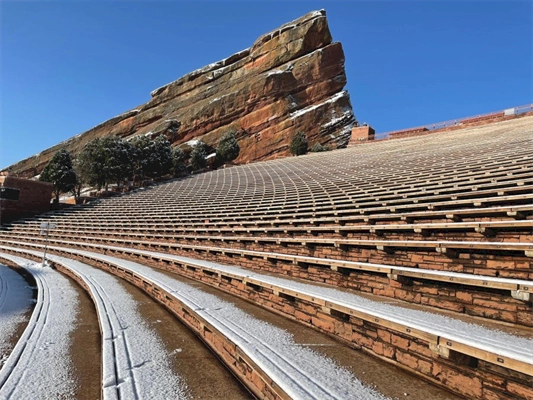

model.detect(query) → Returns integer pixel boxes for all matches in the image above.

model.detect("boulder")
[5,9,356,178]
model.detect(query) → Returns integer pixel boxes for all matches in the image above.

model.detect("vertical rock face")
[6,10,356,177]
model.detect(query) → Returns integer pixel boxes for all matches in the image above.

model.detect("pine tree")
[289,131,308,156]
[190,141,207,171]
[40,149,77,203]
[131,135,173,181]
[216,130,240,164]
[172,146,188,177]
[78,136,134,191]
[310,142,329,152]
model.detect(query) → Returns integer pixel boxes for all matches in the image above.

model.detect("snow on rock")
[0,264,33,369]
[0,254,78,400]
[321,107,353,128]
[290,91,348,119]
[185,139,200,147]
[265,68,291,77]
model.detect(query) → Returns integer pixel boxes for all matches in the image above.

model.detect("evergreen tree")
[78,138,107,191]
[40,149,77,203]
[106,136,134,188]
[131,134,173,181]
[149,135,173,178]
[172,146,188,177]
[78,136,134,191]
[189,141,207,171]
[216,130,240,164]
[71,159,84,201]
[310,142,329,152]
[289,131,308,156]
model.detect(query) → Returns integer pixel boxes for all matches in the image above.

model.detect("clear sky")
[1,1,531,169]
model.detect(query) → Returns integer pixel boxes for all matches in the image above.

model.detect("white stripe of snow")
[0,247,389,400]
[290,91,348,119]
[45,253,187,400]
[35,242,533,366]
[0,265,33,368]
[155,251,533,365]
[0,254,78,400]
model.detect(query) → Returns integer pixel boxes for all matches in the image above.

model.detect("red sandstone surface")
[5,10,355,178]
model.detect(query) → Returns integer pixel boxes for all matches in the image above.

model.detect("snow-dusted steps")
[1,242,532,399]
[4,233,532,293]
[0,247,392,400]
[2,253,187,400]
[0,254,79,400]
[0,264,33,369]
[3,233,531,324]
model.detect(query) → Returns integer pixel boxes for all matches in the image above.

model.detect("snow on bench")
[0,254,78,399]
[0,247,391,400]
[19,242,533,371]
[11,253,186,400]
[3,242,532,375]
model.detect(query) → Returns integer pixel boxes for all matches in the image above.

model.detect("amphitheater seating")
[1,116,532,399]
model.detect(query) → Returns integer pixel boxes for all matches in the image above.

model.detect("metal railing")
[381,103,533,138]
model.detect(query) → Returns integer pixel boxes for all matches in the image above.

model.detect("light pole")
[40,222,56,267]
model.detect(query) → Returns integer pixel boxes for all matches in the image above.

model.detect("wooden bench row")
[12,219,533,243]
[2,235,530,302]
[68,169,533,216]
[1,241,531,388]
[39,190,533,227]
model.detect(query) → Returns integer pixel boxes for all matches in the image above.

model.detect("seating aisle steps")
[1,115,532,399]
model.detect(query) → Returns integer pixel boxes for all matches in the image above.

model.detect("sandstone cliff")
[6,10,356,178]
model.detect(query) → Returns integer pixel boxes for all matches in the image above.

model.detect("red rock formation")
[6,10,355,178]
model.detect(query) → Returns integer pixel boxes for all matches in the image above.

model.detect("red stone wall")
[0,176,52,224]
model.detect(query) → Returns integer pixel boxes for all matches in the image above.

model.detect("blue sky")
[1,1,531,169]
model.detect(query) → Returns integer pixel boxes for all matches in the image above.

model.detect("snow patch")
[208,92,233,104]
[266,69,287,77]
[322,108,353,128]
[48,254,187,399]
[185,139,200,147]
[0,255,79,399]
[290,91,348,119]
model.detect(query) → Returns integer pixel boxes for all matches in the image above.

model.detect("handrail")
[381,103,533,138]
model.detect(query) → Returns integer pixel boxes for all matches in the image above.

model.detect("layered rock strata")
[6,10,355,177]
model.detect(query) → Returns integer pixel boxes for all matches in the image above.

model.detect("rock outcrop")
[5,10,356,178]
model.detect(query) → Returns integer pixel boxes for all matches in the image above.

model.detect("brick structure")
[0,174,52,224]
[348,125,375,145]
